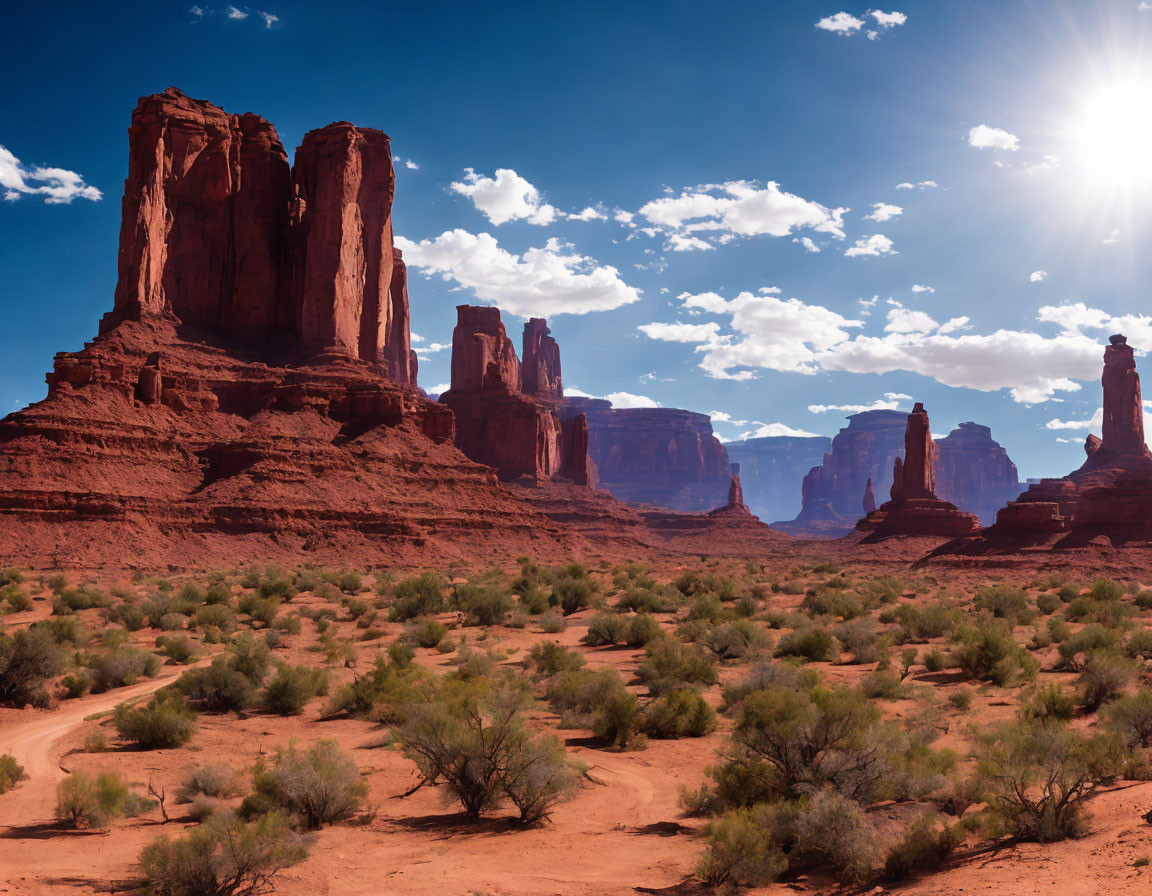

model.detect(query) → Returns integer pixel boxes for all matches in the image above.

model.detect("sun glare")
[1063,73,1152,197]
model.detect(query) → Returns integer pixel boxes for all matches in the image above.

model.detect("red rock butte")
[0,88,791,569]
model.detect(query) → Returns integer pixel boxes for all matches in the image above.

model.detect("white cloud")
[0,146,102,205]
[968,124,1020,151]
[1030,270,1048,283]
[739,422,821,438]
[1104,229,1121,245]
[405,159,419,170]
[637,321,721,342]
[815,12,865,34]
[637,180,847,252]
[566,206,608,222]
[1024,154,1059,175]
[428,383,450,396]
[845,233,896,257]
[613,209,635,226]
[912,284,935,293]
[450,168,557,226]
[870,10,907,27]
[1046,408,1103,431]
[226,5,248,19]
[808,392,910,414]
[638,289,1129,404]
[396,230,640,317]
[258,10,278,27]
[566,387,660,409]
[896,180,938,190]
[190,5,206,19]
[708,410,749,426]
[798,236,821,253]
[865,202,902,222]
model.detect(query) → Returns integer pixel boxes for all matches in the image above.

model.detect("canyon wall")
[724,435,831,522]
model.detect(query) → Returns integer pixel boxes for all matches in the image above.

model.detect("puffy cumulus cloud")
[0,146,102,204]
[738,422,822,438]
[1046,408,1103,431]
[1030,270,1048,283]
[864,202,902,222]
[912,284,935,294]
[708,410,749,426]
[870,10,907,27]
[968,124,1020,151]
[566,206,608,222]
[638,290,1130,403]
[566,387,660,409]
[845,233,896,257]
[636,180,847,252]
[226,5,248,19]
[428,383,451,396]
[797,236,821,253]
[450,168,557,226]
[395,230,641,317]
[808,392,911,414]
[815,12,865,33]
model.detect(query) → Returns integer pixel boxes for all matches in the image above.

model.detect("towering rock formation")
[991,334,1152,539]
[385,249,418,384]
[856,403,980,539]
[522,318,563,398]
[774,409,1022,536]
[565,399,733,512]
[935,423,1021,524]
[863,478,876,515]
[724,435,831,522]
[707,465,756,519]
[102,88,292,340]
[439,307,590,485]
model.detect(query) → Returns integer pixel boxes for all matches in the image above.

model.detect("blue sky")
[4,0,1152,478]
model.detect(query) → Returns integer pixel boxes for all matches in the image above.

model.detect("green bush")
[697,804,791,886]
[642,689,716,738]
[195,603,237,634]
[883,812,960,880]
[637,639,717,695]
[952,621,1037,685]
[262,665,329,715]
[529,641,586,677]
[976,718,1128,841]
[1057,623,1122,671]
[974,585,1031,623]
[250,740,368,829]
[0,627,66,707]
[706,620,770,660]
[1077,651,1135,712]
[794,788,880,884]
[553,576,595,615]
[774,627,837,663]
[140,809,307,895]
[176,763,243,803]
[176,659,257,713]
[402,617,447,648]
[155,635,198,665]
[454,584,514,626]
[1018,682,1076,722]
[114,693,197,748]
[539,610,566,633]
[0,753,23,793]
[389,573,446,621]
[1104,689,1152,748]
[56,770,153,828]
[325,653,428,723]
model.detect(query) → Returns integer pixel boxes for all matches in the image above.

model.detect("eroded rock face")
[857,403,980,540]
[991,334,1152,539]
[103,87,292,341]
[440,307,590,485]
[385,249,417,385]
[725,435,831,522]
[935,423,1021,524]
[522,318,563,398]
[565,399,734,512]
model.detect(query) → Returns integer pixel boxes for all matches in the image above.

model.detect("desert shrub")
[861,669,903,700]
[833,618,884,665]
[794,788,880,884]
[335,571,362,595]
[1103,689,1152,748]
[61,671,93,698]
[155,635,198,665]
[976,719,1127,841]
[84,731,107,752]
[325,653,428,723]
[884,602,958,641]
[1089,579,1125,602]
[56,770,152,828]
[389,573,446,621]
[107,601,146,631]
[204,581,232,605]
[114,692,197,748]
[553,576,595,615]
[923,648,945,672]
[53,584,112,613]
[176,659,258,713]
[582,612,627,646]
[2,585,32,613]
[728,683,886,802]
[617,586,675,614]
[256,573,297,602]
[399,681,583,819]
[195,603,237,634]
[539,610,566,633]
[529,641,585,677]
[546,668,626,722]
[884,811,961,880]
[774,627,837,663]
[952,621,1037,685]
[271,614,302,636]
[237,595,281,628]
[593,689,643,748]
[262,665,330,715]
[0,627,66,707]
[974,585,1031,623]
[1036,592,1061,616]
[1078,651,1135,712]
[139,809,307,896]
[516,585,550,615]
[84,643,161,692]
[697,803,792,886]
[1057,623,1122,671]
[0,753,23,793]
[401,617,447,648]
[802,588,862,621]
[1019,683,1076,722]
[1126,629,1152,660]
[706,620,769,660]
[388,641,415,668]
[176,763,243,803]
[250,740,367,829]
[642,689,716,738]
[637,639,717,695]
[1135,591,1152,611]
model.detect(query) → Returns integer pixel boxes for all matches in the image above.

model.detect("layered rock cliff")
[565,399,734,512]
[935,423,1021,525]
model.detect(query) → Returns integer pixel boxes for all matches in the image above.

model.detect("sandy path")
[0,667,191,831]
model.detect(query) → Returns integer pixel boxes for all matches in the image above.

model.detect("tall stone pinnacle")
[890,402,936,501]
[1101,334,1149,456]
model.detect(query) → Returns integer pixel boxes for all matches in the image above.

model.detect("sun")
[1062,71,1152,198]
